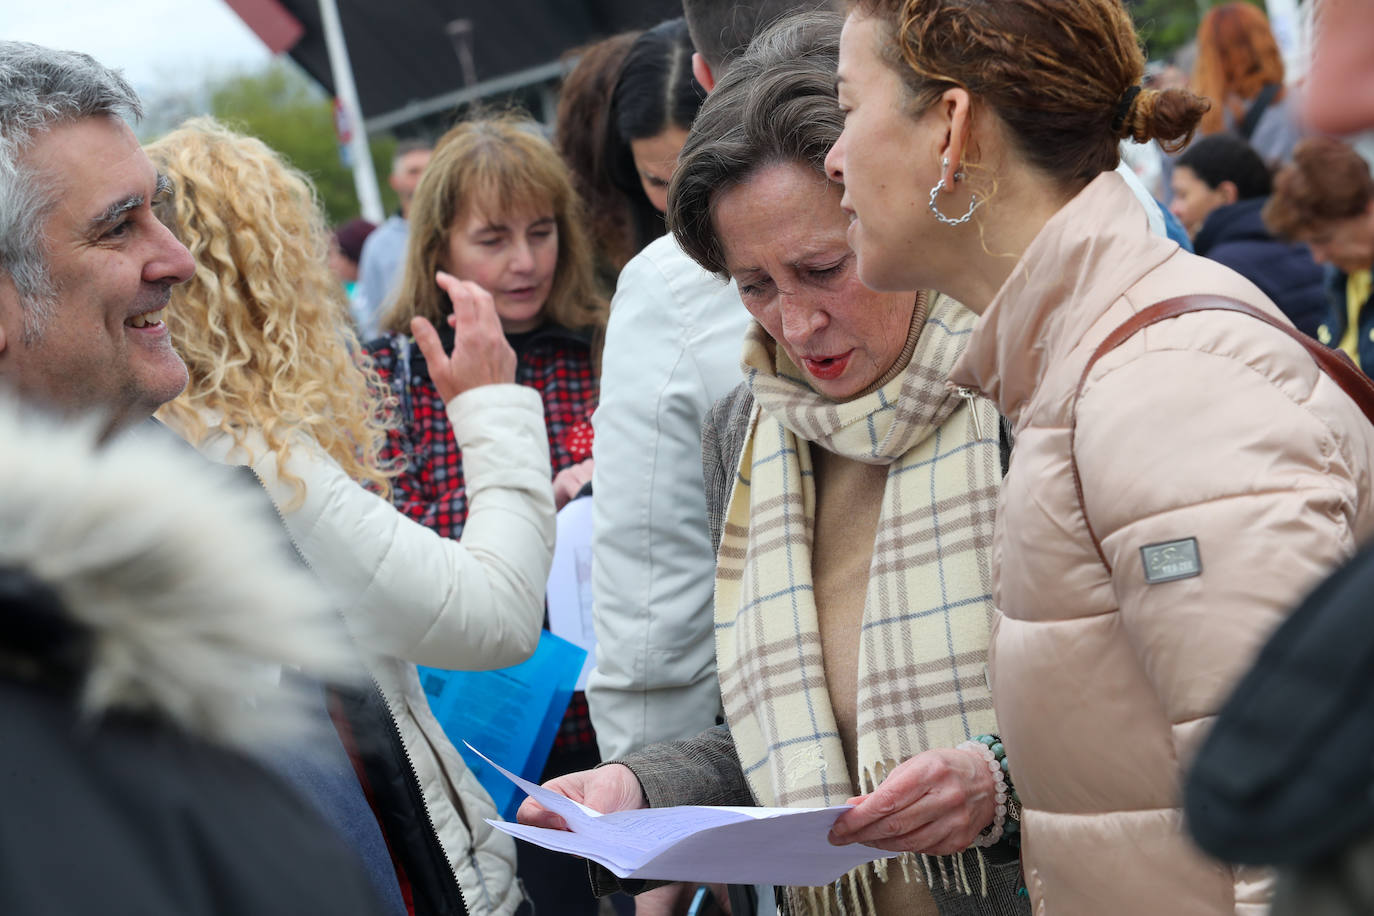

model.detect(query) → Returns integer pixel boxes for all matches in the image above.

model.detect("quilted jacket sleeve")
[287,384,554,670]
[1074,339,1368,771]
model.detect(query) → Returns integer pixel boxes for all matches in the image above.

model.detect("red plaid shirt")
[369,323,600,767]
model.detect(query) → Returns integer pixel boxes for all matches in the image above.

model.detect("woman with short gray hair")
[520,11,1026,916]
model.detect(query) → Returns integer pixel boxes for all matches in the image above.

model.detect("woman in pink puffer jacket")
[826,0,1374,911]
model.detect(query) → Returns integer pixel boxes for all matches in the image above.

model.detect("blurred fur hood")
[0,401,358,751]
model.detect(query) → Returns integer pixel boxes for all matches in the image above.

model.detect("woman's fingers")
[411,316,446,368]
[437,271,503,339]
[424,273,517,398]
[829,759,934,842]
[515,798,568,832]
[828,748,992,854]
[436,270,477,328]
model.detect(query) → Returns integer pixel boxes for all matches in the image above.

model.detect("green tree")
[1129,0,1266,64]
[201,61,397,226]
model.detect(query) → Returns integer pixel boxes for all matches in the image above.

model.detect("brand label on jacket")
[1140,538,1202,584]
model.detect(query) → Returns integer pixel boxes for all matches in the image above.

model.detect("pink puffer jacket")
[948,172,1374,915]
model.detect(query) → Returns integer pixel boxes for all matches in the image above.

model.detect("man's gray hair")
[0,41,142,340]
[682,0,838,73]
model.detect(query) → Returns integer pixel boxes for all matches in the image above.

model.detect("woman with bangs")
[373,114,608,521]
[147,116,553,916]
[368,112,611,916]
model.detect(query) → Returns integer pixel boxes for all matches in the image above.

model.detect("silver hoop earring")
[941,157,966,183]
[928,178,979,226]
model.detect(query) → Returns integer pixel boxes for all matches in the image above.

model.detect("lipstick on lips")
[802,350,853,381]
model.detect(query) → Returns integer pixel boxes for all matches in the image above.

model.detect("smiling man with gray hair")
[0,40,194,434]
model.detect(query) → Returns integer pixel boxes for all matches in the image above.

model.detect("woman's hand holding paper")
[516,763,647,831]
[827,748,995,855]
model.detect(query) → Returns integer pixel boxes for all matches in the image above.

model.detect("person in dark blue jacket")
[1265,137,1374,374]
[1170,133,1328,338]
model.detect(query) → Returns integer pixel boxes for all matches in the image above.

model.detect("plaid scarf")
[714,293,1001,914]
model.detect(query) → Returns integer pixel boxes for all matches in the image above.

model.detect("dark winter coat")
[1315,265,1374,374]
[1193,197,1329,340]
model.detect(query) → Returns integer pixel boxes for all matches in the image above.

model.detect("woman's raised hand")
[826,747,996,855]
[515,763,646,831]
[411,271,517,403]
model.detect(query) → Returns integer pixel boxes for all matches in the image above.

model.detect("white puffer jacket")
[182,384,555,916]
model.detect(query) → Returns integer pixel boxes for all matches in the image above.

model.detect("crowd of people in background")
[4,0,1374,914]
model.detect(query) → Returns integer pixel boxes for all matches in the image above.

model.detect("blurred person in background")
[369,112,608,916]
[557,19,705,284]
[0,403,388,916]
[1171,132,1327,337]
[330,216,376,302]
[611,20,706,235]
[1191,1,1302,167]
[1264,137,1374,372]
[556,29,642,286]
[148,117,555,916]
[1302,0,1374,136]
[354,139,434,341]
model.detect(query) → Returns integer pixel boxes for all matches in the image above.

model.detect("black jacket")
[0,564,389,916]
[1193,197,1329,340]
[1315,264,1374,375]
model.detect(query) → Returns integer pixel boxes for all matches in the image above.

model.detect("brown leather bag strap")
[1069,294,1374,573]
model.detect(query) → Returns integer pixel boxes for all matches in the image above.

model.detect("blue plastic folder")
[418,630,586,820]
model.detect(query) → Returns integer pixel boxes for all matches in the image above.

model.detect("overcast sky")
[6,0,275,95]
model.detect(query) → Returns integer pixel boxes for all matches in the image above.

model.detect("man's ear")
[692,52,716,93]
[1217,180,1240,205]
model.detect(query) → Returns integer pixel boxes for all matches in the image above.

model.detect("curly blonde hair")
[381,112,607,344]
[146,117,393,507]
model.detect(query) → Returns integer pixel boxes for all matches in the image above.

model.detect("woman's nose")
[509,240,535,273]
[779,293,828,344]
[824,136,845,185]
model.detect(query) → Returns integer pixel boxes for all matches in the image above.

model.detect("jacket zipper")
[950,384,986,440]
[248,468,471,915]
[372,674,472,915]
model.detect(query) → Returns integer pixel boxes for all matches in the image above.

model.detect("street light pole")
[318,0,385,223]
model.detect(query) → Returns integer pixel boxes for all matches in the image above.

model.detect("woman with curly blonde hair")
[146,116,553,916]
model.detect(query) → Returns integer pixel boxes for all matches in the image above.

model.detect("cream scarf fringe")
[714,294,1002,916]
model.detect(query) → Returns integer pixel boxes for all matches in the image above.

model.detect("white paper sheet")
[468,743,897,886]
[545,495,596,689]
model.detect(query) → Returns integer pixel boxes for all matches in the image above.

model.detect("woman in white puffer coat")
[146,118,550,916]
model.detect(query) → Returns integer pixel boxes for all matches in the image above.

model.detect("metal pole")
[1264,0,1306,82]
[318,0,385,223]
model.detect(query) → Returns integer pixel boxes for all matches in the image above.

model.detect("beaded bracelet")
[956,734,1021,848]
